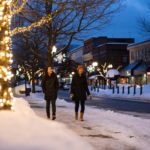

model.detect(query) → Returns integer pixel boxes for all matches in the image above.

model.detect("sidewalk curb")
[91,95,150,104]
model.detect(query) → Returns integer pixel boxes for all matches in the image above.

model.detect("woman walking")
[41,66,59,120]
[70,65,90,121]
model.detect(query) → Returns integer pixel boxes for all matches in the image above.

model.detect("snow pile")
[0,97,93,150]
[14,84,42,95]
[14,84,26,95]
[90,84,150,102]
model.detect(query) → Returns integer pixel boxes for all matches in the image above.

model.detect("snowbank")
[91,84,150,102]
[0,97,93,150]
[14,84,42,95]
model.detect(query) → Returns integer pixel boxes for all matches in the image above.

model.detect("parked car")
[63,83,71,90]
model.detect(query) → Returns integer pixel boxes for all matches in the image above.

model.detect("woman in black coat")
[70,65,90,121]
[41,66,59,120]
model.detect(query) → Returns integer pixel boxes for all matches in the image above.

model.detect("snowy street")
[59,90,150,119]
[24,91,150,150]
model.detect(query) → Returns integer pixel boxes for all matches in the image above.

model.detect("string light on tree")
[0,0,14,110]
[0,0,52,110]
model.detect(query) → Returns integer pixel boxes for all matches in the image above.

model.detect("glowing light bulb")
[0,103,4,107]
[4,92,7,97]
[8,87,12,92]
[0,52,5,57]
[2,99,6,103]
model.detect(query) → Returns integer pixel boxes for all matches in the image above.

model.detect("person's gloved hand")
[70,94,74,99]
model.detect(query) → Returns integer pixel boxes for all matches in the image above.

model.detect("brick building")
[83,36,134,68]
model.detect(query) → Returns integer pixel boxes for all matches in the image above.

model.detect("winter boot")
[52,116,56,120]
[75,112,78,120]
[80,112,84,121]
[47,113,50,119]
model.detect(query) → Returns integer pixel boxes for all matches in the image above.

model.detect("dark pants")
[75,100,85,113]
[46,100,56,118]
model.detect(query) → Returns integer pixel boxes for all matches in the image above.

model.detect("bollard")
[122,86,125,94]
[104,84,106,90]
[140,85,143,95]
[112,86,115,94]
[133,85,136,95]
[91,86,93,91]
[97,86,99,92]
[128,86,130,95]
[117,86,119,94]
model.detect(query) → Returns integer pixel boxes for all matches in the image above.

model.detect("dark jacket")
[41,72,59,100]
[70,73,90,101]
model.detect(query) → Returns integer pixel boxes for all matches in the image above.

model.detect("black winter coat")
[70,73,90,101]
[41,72,59,100]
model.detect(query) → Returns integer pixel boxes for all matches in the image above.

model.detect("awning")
[134,63,147,76]
[133,63,147,76]
[121,62,139,76]
[124,62,139,71]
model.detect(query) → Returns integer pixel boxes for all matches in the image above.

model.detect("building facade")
[83,36,134,68]
[126,40,150,84]
[129,40,150,65]
[67,46,84,64]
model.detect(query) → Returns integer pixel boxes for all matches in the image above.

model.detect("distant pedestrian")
[41,66,59,120]
[70,65,91,121]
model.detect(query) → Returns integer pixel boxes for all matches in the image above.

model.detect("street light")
[71,72,75,75]
[52,45,57,55]
[108,64,113,69]
[92,62,98,67]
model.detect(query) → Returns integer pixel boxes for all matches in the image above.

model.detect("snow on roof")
[128,39,150,48]
[97,42,130,48]
[88,75,104,80]
[106,69,120,78]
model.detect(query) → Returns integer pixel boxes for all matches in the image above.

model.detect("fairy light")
[10,0,28,16]
[0,0,52,110]
[11,15,52,36]
[0,0,14,110]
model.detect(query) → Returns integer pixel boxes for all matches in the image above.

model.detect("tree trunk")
[45,0,53,66]
[31,66,36,93]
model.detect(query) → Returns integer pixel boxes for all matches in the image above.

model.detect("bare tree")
[97,62,121,78]
[13,29,46,93]
[12,0,122,66]
[138,6,150,37]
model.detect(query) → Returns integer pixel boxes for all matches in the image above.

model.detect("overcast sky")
[77,0,150,45]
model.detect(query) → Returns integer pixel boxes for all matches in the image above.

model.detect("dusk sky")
[79,0,150,44]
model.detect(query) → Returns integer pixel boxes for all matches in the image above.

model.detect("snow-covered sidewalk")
[26,93,150,150]
[0,97,93,150]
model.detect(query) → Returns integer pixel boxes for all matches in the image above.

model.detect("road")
[58,90,150,119]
